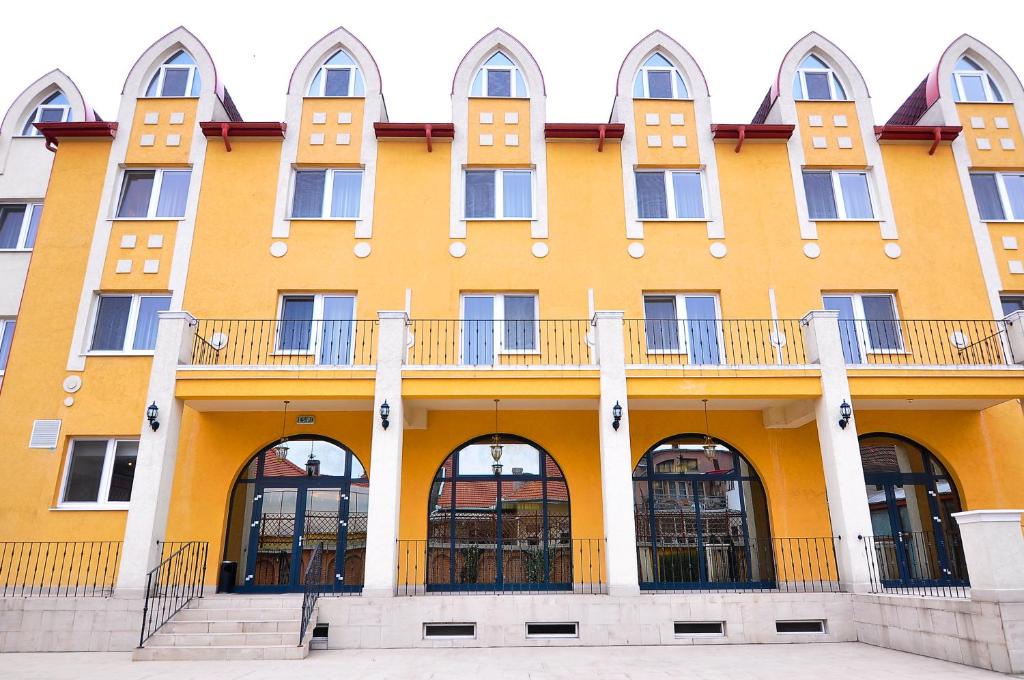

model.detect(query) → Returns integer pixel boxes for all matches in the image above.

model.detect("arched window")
[860,434,967,587]
[633,435,772,589]
[792,54,848,101]
[426,435,569,591]
[21,91,71,136]
[632,52,688,99]
[145,50,201,97]
[470,51,527,98]
[951,56,1004,103]
[223,436,367,592]
[308,49,366,97]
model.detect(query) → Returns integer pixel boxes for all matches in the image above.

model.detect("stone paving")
[0,642,1006,679]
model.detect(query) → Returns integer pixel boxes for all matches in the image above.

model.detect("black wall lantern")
[838,399,853,430]
[146,402,160,431]
[612,401,623,431]
[380,400,391,430]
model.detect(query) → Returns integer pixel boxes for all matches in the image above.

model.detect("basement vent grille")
[28,419,61,449]
[526,622,578,638]
[776,619,827,634]
[674,621,725,636]
[423,623,476,639]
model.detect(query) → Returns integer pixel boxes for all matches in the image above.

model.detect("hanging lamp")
[701,399,717,460]
[490,399,504,475]
[268,400,291,462]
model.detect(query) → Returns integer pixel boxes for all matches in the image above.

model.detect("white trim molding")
[272,26,386,240]
[449,29,548,240]
[612,31,723,242]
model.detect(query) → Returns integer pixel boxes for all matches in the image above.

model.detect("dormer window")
[470,52,527,98]
[632,53,688,99]
[145,51,201,97]
[951,56,1003,103]
[308,50,366,97]
[792,54,847,101]
[21,91,71,136]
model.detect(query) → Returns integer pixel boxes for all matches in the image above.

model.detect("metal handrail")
[139,541,208,647]
[0,541,122,597]
[299,542,324,645]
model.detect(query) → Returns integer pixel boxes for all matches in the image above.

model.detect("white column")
[593,311,640,595]
[801,310,874,593]
[361,311,408,597]
[1003,310,1024,365]
[953,510,1024,602]
[116,311,196,595]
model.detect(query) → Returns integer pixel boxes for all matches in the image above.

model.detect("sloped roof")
[886,78,929,125]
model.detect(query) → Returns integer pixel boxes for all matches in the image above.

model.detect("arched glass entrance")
[860,434,967,587]
[426,435,571,591]
[633,435,772,589]
[224,436,368,593]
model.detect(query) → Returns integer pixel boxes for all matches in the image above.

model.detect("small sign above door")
[296,415,315,425]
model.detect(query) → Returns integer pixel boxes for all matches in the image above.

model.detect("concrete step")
[174,607,302,622]
[147,631,300,647]
[190,595,302,609]
[133,642,309,661]
[162,618,299,634]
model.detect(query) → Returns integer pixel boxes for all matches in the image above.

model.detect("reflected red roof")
[433,456,567,509]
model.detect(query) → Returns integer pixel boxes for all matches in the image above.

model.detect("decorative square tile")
[808,115,823,127]
[169,112,185,125]
[833,115,848,127]
[971,117,985,129]
[479,134,493,146]
[976,137,992,150]
[147,234,164,249]
[647,134,662,147]
[165,134,181,147]
[1010,260,1024,275]
[143,112,159,125]
[504,134,519,146]
[671,135,687,148]
[143,259,159,274]
[837,136,853,149]
[312,112,327,124]
[1003,236,1019,250]
[115,259,132,274]
[811,136,827,149]
[336,133,351,145]
[1001,138,1016,150]
[140,134,155,147]
[479,112,493,124]
[120,235,137,249]
[504,111,519,124]
[994,117,1009,129]
[309,133,325,145]
[645,113,660,126]
[338,112,353,124]
[670,113,685,126]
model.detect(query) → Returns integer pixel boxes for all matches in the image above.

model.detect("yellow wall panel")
[124,98,197,165]
[957,103,1024,168]
[633,100,699,167]
[795,101,866,167]
[467,99,531,165]
[296,98,365,165]
[99,221,176,290]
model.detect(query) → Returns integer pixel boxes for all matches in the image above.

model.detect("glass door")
[248,487,299,588]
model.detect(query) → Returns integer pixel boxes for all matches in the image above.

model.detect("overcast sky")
[3,0,1022,126]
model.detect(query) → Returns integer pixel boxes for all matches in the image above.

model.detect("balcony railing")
[860,531,969,598]
[190,319,377,367]
[406,319,593,368]
[837,319,1018,368]
[0,541,121,597]
[624,319,809,367]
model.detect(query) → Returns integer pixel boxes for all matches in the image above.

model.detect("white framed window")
[308,49,366,97]
[0,203,42,250]
[951,56,1003,103]
[1002,295,1024,317]
[642,294,722,364]
[970,172,1024,221]
[802,170,875,220]
[0,318,15,373]
[89,294,171,353]
[470,52,527,98]
[635,170,706,220]
[290,169,363,219]
[792,54,848,101]
[464,169,533,219]
[115,169,192,219]
[632,53,689,99]
[145,50,201,97]
[58,439,138,509]
[20,91,71,136]
[823,293,903,361]
[276,294,357,365]
[461,293,538,364]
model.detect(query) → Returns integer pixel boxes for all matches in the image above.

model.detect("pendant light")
[701,399,717,460]
[490,399,504,475]
[268,400,290,462]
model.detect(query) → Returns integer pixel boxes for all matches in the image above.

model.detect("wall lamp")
[612,401,623,431]
[146,402,160,431]
[380,400,391,430]
[838,400,852,430]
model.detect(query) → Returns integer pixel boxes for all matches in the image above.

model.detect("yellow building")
[1,26,1024,668]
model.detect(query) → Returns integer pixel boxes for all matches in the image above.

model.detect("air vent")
[776,619,826,634]
[423,623,476,639]
[526,622,578,638]
[674,621,725,636]
[29,420,61,449]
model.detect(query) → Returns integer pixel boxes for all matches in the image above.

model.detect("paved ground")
[0,643,1006,679]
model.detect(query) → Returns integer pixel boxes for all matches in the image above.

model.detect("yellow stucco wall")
[125,98,197,165]
[296,98,364,165]
[956,103,1024,168]
[795,101,866,166]
[467,99,531,165]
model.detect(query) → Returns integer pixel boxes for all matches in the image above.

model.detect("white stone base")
[0,596,144,652]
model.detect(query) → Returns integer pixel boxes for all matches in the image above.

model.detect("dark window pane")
[959,74,986,101]
[107,441,138,502]
[117,171,155,218]
[646,71,673,98]
[462,296,494,364]
[970,174,1005,220]
[64,442,107,502]
[161,68,190,97]
[636,173,667,219]
[487,69,511,97]
[0,320,14,370]
[325,69,351,96]
[804,72,831,100]
[503,296,535,350]
[91,297,131,351]
[155,170,191,218]
[823,296,861,363]
[671,173,704,218]
[24,205,41,249]
[1001,296,1024,317]
[292,171,326,218]
[279,296,314,351]
[644,296,679,351]
[0,205,26,248]
[1003,174,1024,220]
[802,172,837,219]
[685,296,721,365]
[862,296,901,350]
[132,296,171,350]
[465,171,496,219]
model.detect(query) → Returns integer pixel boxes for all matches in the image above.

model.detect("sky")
[2,0,1023,126]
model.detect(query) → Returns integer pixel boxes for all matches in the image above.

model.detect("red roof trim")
[544,123,625,139]
[199,122,286,151]
[374,123,455,139]
[874,125,961,155]
[711,124,794,153]
[33,121,117,151]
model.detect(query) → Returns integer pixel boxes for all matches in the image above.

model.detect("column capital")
[156,310,197,323]
[801,309,839,324]
[378,310,410,321]
[591,310,625,323]
[953,509,1024,525]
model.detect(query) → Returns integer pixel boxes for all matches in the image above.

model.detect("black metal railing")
[837,319,1018,367]
[860,532,969,598]
[406,320,593,367]
[637,536,841,593]
[190,319,377,367]
[395,538,605,595]
[139,541,208,646]
[299,542,324,646]
[0,541,121,597]
[624,319,809,367]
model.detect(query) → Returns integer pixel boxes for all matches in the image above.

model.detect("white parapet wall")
[0,597,144,652]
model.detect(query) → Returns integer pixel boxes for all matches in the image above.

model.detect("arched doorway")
[633,435,772,589]
[426,435,571,591]
[224,436,368,593]
[860,434,967,587]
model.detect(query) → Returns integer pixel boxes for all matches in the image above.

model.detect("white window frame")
[57,438,138,510]
[635,59,688,100]
[0,317,14,374]
[113,168,192,220]
[459,293,540,360]
[824,293,905,355]
[309,65,361,97]
[971,172,1024,222]
[21,103,71,137]
[794,61,848,101]
[462,169,535,220]
[803,170,877,221]
[635,170,708,221]
[0,203,42,250]
[289,168,364,220]
[472,57,527,98]
[87,293,171,355]
[951,62,1002,103]
[642,293,723,357]
[274,293,358,364]
[148,64,199,98]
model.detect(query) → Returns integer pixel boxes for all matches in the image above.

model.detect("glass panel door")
[301,488,342,588]
[250,488,298,587]
[823,296,862,363]
[319,297,354,365]
[462,297,494,365]
[685,296,721,365]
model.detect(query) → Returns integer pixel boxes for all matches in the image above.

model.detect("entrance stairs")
[133,594,313,661]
